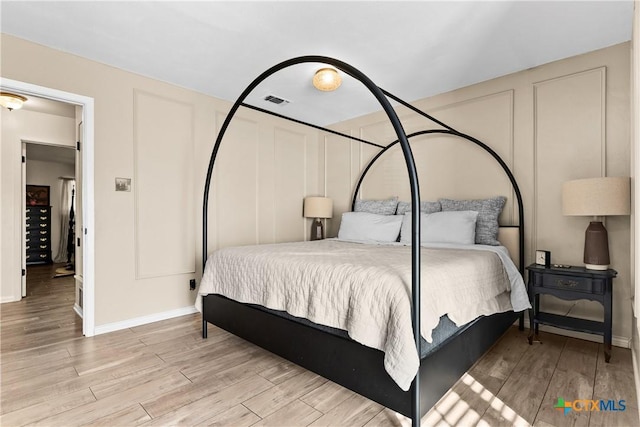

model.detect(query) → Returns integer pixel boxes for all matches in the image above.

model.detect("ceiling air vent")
[264,95,290,105]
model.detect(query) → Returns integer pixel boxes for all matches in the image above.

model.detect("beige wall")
[1,34,321,326]
[630,0,639,408]
[1,33,631,343]
[326,43,632,343]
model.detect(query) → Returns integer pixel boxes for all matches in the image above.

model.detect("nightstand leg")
[528,308,535,345]
[518,311,524,331]
[604,285,612,363]
[528,294,541,345]
[534,294,540,336]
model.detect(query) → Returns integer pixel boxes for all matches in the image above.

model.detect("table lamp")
[562,177,630,270]
[303,197,333,240]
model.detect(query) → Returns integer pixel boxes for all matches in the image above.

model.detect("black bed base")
[202,294,520,418]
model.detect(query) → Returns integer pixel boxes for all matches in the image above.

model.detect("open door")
[21,142,26,297]
[74,111,84,316]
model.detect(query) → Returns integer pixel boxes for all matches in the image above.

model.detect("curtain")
[54,179,75,263]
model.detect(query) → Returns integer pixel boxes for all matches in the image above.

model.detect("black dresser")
[26,206,52,265]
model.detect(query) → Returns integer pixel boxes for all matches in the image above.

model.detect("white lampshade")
[562,177,630,217]
[304,197,333,219]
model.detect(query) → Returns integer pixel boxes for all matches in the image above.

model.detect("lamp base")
[583,221,610,270]
[310,218,324,241]
[585,263,609,271]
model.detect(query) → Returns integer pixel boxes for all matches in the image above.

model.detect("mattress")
[197,239,530,391]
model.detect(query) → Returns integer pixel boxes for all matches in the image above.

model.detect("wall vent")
[264,95,290,105]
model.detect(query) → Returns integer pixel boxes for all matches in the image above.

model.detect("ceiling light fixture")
[0,92,28,111]
[313,68,342,92]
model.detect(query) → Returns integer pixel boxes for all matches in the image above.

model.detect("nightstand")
[526,263,617,362]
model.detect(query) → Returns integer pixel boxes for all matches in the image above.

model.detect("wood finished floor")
[1,264,638,426]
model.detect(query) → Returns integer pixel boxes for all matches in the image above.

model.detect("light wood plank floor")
[1,264,638,426]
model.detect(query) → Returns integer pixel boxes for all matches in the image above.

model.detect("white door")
[75,115,84,313]
[21,142,27,297]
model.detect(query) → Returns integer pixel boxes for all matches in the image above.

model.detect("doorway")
[1,78,95,337]
[23,141,77,308]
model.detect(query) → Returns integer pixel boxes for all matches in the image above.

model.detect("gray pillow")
[439,196,506,245]
[399,211,478,245]
[396,200,441,215]
[354,197,398,215]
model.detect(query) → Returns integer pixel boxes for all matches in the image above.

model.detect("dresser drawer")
[26,215,50,226]
[26,242,51,251]
[25,207,50,215]
[533,272,604,294]
[25,236,49,244]
[25,229,50,237]
[26,221,51,231]
[26,251,51,263]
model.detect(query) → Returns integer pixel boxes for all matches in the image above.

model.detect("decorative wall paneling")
[134,91,195,279]
[324,45,630,344]
[533,68,608,322]
[326,90,517,231]
[210,109,322,252]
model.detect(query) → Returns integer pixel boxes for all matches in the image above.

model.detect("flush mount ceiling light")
[313,68,342,92]
[0,92,28,111]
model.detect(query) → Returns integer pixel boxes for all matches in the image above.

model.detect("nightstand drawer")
[534,273,604,294]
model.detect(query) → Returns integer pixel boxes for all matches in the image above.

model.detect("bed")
[198,55,528,426]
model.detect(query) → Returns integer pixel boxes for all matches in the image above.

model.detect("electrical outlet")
[189,279,196,290]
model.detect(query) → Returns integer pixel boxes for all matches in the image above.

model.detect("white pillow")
[337,212,403,243]
[400,211,478,245]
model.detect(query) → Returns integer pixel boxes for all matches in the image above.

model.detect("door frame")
[2,78,96,337]
[21,142,26,297]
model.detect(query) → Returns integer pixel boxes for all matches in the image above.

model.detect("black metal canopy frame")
[202,55,525,427]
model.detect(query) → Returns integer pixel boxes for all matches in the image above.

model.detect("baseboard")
[73,303,83,319]
[521,317,630,349]
[632,342,640,413]
[93,305,198,336]
[1,295,21,303]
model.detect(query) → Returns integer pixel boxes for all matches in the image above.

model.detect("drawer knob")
[40,216,47,220]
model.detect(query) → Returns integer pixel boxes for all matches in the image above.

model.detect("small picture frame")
[535,250,551,268]
[115,177,131,192]
[26,185,50,206]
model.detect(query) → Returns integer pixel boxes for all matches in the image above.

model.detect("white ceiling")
[1,1,634,125]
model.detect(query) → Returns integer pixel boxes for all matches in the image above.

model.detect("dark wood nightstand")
[526,263,617,362]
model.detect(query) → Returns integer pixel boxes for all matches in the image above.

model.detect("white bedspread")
[196,239,530,391]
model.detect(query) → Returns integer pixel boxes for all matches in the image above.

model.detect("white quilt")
[196,239,530,391]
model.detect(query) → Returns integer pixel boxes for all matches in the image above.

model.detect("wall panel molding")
[213,114,259,249]
[134,90,195,279]
[532,67,606,264]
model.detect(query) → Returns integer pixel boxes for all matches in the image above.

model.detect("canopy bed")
[198,56,528,426]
